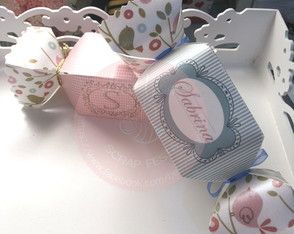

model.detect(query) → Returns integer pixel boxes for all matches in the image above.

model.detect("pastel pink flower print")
[124,9,134,19]
[259,219,277,234]
[45,80,54,89]
[149,39,162,51]
[232,188,263,228]
[8,76,17,84]
[272,179,283,188]
[209,216,219,232]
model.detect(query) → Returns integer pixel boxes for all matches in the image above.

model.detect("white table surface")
[0,67,214,234]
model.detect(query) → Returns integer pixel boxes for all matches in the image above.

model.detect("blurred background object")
[1,0,68,15]
[236,0,294,38]
[0,0,108,30]
[183,0,214,12]
[0,0,108,14]
[106,0,128,15]
[91,0,107,10]
[0,0,69,25]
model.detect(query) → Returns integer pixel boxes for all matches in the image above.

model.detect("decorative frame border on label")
[154,60,241,164]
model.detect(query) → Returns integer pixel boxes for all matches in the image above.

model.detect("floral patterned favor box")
[4,26,145,120]
[134,43,264,181]
[60,32,146,121]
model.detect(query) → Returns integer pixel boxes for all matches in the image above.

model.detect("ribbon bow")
[208,149,294,234]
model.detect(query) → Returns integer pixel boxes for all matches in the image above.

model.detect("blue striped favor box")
[134,43,264,181]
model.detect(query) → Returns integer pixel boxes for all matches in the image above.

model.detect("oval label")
[156,62,240,163]
[169,78,224,144]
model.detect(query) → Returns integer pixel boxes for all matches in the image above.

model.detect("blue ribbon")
[155,36,190,60]
[207,149,268,198]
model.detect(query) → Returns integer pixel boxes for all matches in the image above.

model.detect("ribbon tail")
[252,148,268,167]
[207,181,227,198]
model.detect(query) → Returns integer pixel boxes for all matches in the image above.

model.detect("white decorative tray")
[0,6,293,234]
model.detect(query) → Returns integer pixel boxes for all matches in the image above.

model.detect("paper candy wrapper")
[61,32,145,120]
[134,43,264,182]
[209,169,294,234]
[98,0,184,74]
[5,27,63,106]
[4,26,146,120]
